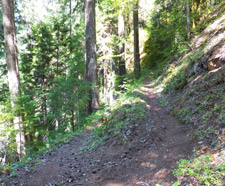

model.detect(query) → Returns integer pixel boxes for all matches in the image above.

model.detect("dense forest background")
[0,0,224,170]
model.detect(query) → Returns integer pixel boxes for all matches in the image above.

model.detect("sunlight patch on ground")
[140,161,157,169]
[105,182,125,186]
[187,74,203,87]
[147,151,158,158]
[203,31,225,53]
[154,86,164,94]
[154,168,170,179]
[193,15,225,48]
[205,15,225,34]
[85,126,95,130]
[135,181,150,186]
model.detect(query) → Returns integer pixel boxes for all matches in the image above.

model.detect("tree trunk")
[186,0,191,39]
[108,58,114,104]
[133,1,141,79]
[71,108,75,131]
[2,0,25,157]
[118,11,126,85]
[85,0,99,113]
[76,92,80,126]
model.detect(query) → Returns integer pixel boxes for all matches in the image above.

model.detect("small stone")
[140,138,147,143]
[125,129,131,135]
[68,179,73,183]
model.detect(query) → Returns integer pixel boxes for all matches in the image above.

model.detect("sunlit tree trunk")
[118,10,126,85]
[133,0,141,79]
[2,0,25,157]
[186,0,191,39]
[102,59,115,104]
[108,59,115,104]
[85,0,99,113]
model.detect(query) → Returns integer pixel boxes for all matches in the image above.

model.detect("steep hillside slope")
[150,2,225,185]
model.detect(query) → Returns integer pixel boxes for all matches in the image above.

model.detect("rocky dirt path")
[2,82,196,186]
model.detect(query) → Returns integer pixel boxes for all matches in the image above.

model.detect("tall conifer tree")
[85,0,99,113]
[186,0,191,39]
[118,11,126,80]
[2,0,25,157]
[133,0,141,79]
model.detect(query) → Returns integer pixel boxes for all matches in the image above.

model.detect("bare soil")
[2,82,196,186]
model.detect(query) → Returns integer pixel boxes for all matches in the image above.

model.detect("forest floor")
[2,80,197,186]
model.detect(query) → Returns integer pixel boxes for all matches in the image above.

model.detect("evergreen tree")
[85,0,99,113]
[186,0,191,39]
[118,10,126,86]
[133,0,141,79]
[2,0,25,157]
[96,1,117,104]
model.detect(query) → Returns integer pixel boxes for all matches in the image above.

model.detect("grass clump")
[174,150,225,186]
[83,77,148,150]
[85,95,147,150]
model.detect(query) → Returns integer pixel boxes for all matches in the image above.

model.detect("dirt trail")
[3,82,196,186]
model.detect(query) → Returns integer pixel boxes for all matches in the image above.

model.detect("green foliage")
[164,71,187,92]
[96,1,118,103]
[142,0,188,69]
[171,181,179,186]
[1,0,88,165]
[86,98,147,150]
[174,151,225,186]
[142,0,223,70]
[0,9,8,104]
[0,98,19,164]
[18,4,87,147]
[156,181,179,186]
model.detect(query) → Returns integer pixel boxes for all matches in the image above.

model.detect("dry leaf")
[201,146,208,154]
